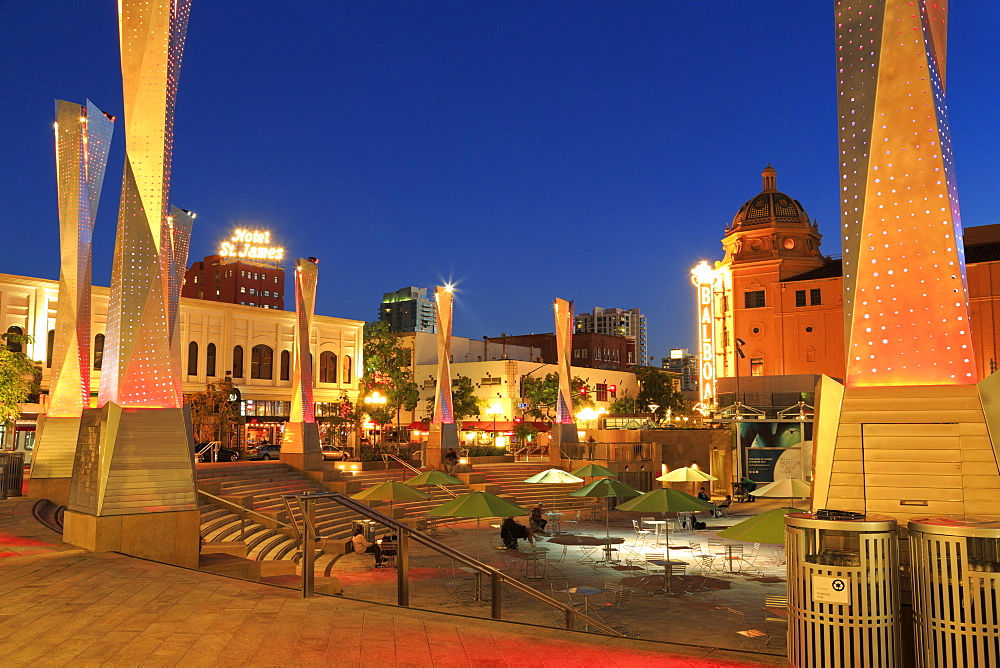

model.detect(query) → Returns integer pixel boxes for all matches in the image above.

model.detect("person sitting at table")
[713,494,733,517]
[352,526,384,567]
[697,487,710,501]
[529,503,549,535]
[500,517,534,550]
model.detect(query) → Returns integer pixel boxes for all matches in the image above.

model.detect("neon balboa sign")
[690,262,717,410]
[219,228,285,262]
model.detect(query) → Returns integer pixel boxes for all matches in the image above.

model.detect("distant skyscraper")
[574,307,647,365]
[379,286,437,333]
[663,348,698,392]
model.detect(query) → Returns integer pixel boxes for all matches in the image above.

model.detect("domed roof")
[730,166,811,231]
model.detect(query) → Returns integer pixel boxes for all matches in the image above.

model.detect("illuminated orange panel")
[837,1,974,387]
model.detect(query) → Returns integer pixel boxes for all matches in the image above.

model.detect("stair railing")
[382,453,458,498]
[282,491,622,637]
[198,489,293,542]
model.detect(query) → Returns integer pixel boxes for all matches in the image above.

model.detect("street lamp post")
[364,391,388,445]
[485,404,502,447]
[647,403,660,427]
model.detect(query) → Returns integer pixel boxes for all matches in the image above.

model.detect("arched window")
[251,344,273,380]
[206,343,217,377]
[187,341,198,375]
[233,345,244,378]
[343,355,352,384]
[46,329,55,368]
[319,351,337,383]
[805,347,816,363]
[93,333,105,369]
[5,326,23,353]
[280,350,290,381]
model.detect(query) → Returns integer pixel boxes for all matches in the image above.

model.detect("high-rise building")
[183,254,285,310]
[663,348,698,392]
[379,286,437,333]
[574,307,647,365]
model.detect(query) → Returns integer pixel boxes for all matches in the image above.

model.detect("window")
[249,288,256,295]
[251,344,273,379]
[795,290,806,307]
[233,346,244,378]
[280,350,290,381]
[582,349,588,358]
[214,270,220,281]
[596,383,608,402]
[806,347,816,363]
[215,289,220,298]
[274,276,279,283]
[750,358,764,376]
[274,293,280,300]
[5,326,23,352]
[810,288,822,306]
[93,333,105,369]
[206,343,217,377]
[744,290,766,308]
[573,350,580,358]
[187,341,198,375]
[264,290,270,297]
[240,286,246,293]
[343,355,352,384]
[319,351,338,383]
[46,329,54,368]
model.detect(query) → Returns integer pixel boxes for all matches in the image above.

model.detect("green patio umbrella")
[524,468,584,512]
[351,481,430,516]
[750,478,812,500]
[405,470,464,486]
[570,464,618,478]
[428,492,529,560]
[568,478,642,536]
[717,506,803,544]
[616,488,716,549]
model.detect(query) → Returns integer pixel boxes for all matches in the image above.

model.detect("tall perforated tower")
[29,100,114,505]
[812,2,1000,519]
[64,0,200,568]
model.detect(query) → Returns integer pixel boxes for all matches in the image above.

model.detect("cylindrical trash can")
[1,452,25,497]
[785,512,901,668]
[352,519,376,543]
[908,517,1000,667]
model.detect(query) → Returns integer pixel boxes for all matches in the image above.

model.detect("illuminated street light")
[364,391,388,444]
[486,404,503,446]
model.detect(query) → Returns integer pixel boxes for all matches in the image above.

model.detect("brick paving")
[0,497,787,667]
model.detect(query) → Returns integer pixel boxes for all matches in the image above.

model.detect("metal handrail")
[198,489,293,528]
[382,454,458,498]
[283,491,623,637]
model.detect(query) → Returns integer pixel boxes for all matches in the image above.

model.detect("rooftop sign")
[219,228,285,262]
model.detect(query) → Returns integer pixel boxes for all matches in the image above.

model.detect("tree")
[184,376,239,446]
[609,396,638,414]
[360,321,419,439]
[0,332,39,428]
[634,365,688,418]
[423,374,481,425]
[324,392,360,448]
[521,373,593,423]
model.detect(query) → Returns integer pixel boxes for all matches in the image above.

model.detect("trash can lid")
[785,512,897,532]
[908,517,1000,538]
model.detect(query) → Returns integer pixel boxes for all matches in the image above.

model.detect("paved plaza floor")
[0,494,790,667]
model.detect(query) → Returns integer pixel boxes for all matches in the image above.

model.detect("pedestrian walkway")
[0,497,786,667]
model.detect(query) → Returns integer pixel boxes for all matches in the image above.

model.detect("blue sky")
[2,2,999,360]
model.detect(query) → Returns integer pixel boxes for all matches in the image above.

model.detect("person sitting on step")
[352,526,383,567]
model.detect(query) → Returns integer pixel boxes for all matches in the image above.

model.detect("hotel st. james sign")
[219,228,285,262]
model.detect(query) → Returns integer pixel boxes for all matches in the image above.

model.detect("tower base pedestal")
[28,415,88,506]
[812,374,1000,521]
[551,422,579,466]
[280,421,322,471]
[425,423,459,470]
[63,508,200,569]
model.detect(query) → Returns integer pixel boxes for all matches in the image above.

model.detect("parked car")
[247,443,282,460]
[194,441,240,463]
[321,445,351,461]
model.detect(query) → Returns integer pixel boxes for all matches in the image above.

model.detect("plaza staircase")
[474,463,598,515]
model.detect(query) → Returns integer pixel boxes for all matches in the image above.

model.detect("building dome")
[729,165,812,232]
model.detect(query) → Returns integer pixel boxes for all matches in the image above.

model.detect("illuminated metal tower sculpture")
[427,285,458,467]
[812,1,1000,519]
[281,258,322,470]
[551,298,579,463]
[64,0,200,569]
[29,100,114,505]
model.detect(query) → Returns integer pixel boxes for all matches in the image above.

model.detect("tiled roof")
[782,259,843,283]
